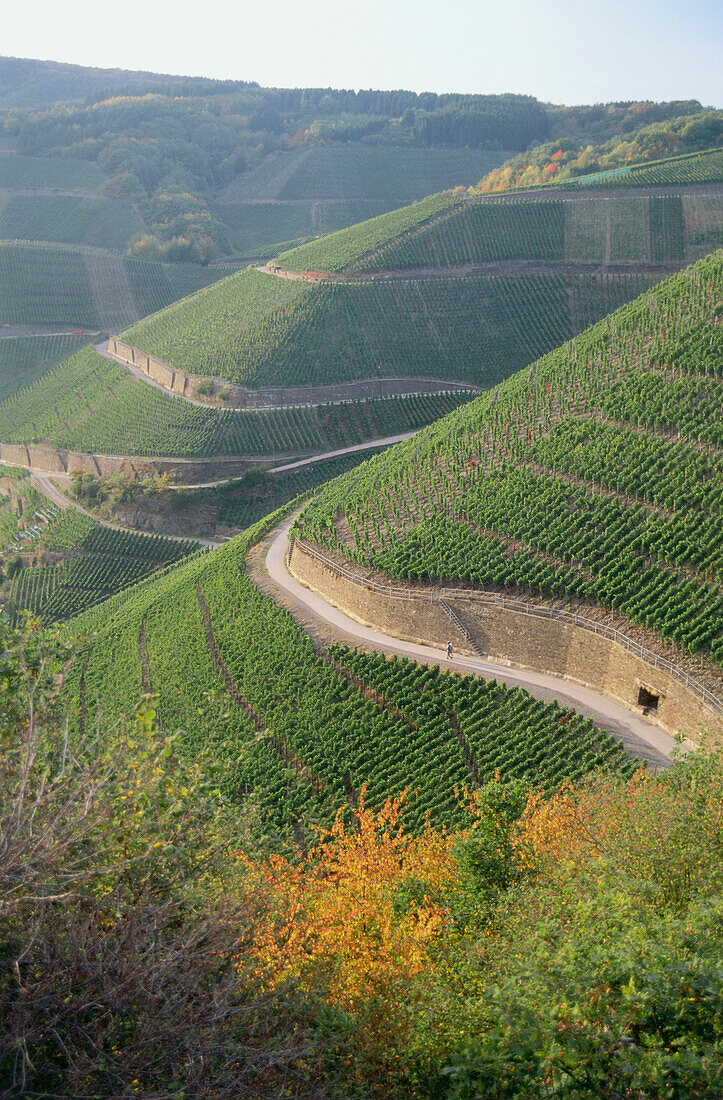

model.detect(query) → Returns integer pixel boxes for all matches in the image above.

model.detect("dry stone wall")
[289,541,722,744]
[110,340,479,409]
[0,442,255,484]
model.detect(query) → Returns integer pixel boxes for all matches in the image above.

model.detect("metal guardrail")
[294,537,723,716]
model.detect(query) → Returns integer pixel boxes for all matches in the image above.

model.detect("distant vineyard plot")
[5,504,200,624]
[214,146,512,258]
[278,184,723,274]
[0,149,105,192]
[220,146,511,204]
[0,194,145,249]
[0,242,232,328]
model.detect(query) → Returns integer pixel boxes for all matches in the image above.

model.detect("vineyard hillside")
[295,254,723,711]
[0,344,467,460]
[0,467,200,622]
[122,264,663,392]
[0,242,234,329]
[276,158,723,274]
[214,146,511,258]
[61,510,639,847]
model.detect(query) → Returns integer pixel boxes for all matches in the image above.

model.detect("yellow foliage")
[239,790,458,1030]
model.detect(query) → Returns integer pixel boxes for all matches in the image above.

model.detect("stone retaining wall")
[110,339,478,409]
[290,541,722,743]
[0,442,255,484]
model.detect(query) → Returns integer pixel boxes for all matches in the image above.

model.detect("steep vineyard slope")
[122,264,659,392]
[295,255,723,731]
[276,152,723,275]
[62,512,638,846]
[3,502,199,624]
[0,242,233,329]
[0,345,466,461]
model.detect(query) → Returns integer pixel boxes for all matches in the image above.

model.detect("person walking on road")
[446,641,453,660]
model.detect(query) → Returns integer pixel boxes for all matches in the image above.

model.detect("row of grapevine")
[296,254,723,666]
[0,346,471,457]
[0,332,93,401]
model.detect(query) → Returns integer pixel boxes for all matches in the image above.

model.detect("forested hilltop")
[472,108,723,192]
[0,56,712,261]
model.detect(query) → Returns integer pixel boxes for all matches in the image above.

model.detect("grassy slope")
[297,253,723,671]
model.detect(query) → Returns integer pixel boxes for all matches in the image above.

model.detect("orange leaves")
[240,790,458,1021]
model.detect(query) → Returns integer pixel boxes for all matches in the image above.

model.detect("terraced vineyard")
[62,512,638,843]
[213,199,397,259]
[0,242,231,328]
[0,346,469,458]
[297,254,723,675]
[123,265,659,389]
[278,184,723,275]
[4,505,199,624]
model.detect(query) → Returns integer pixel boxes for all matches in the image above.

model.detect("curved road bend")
[264,516,679,768]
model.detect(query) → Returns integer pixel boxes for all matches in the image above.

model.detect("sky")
[1,0,721,106]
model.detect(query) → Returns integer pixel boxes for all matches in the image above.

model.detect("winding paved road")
[263,516,679,768]
[27,473,687,767]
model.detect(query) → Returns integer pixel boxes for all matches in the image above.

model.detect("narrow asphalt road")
[263,516,679,768]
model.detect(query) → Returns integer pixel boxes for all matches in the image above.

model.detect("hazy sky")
[2,0,721,106]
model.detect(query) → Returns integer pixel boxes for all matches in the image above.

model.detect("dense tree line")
[1,57,708,261]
